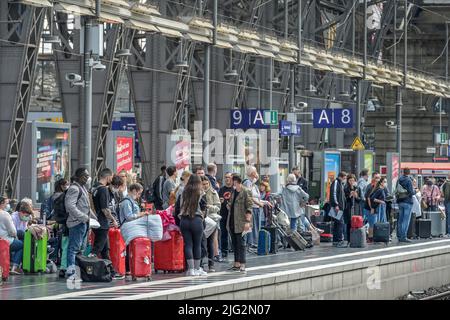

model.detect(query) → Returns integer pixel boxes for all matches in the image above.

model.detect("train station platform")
[2,238,450,300]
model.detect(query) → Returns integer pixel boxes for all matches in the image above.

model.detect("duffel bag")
[75,254,113,282]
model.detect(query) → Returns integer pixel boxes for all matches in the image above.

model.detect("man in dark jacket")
[152,166,166,210]
[292,167,308,193]
[396,168,415,243]
[329,172,347,248]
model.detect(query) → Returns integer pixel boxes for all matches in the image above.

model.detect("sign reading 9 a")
[230,109,271,129]
[313,108,354,129]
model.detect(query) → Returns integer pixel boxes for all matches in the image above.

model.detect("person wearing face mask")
[243,166,272,249]
[11,201,33,240]
[65,168,93,279]
[329,172,347,248]
[118,183,150,278]
[91,168,120,280]
[421,178,440,213]
[0,196,24,275]
[344,174,360,242]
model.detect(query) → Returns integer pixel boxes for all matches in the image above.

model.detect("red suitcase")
[108,228,126,275]
[154,230,185,273]
[129,237,152,281]
[0,239,10,281]
[351,216,364,230]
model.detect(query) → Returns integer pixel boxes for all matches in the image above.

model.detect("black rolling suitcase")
[415,219,432,238]
[316,221,333,242]
[262,226,278,254]
[373,222,390,243]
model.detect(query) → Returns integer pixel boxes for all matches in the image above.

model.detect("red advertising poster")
[116,136,133,173]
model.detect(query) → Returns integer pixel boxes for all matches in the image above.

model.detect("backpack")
[40,196,53,222]
[53,185,82,224]
[442,182,450,202]
[395,180,409,200]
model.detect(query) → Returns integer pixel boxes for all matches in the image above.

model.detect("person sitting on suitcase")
[65,168,93,280]
[0,196,24,275]
[118,183,148,279]
[281,174,309,233]
[227,175,253,273]
[11,201,33,241]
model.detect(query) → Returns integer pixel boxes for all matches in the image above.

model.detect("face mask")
[122,187,128,197]
[20,215,30,222]
[112,187,119,193]
[252,178,258,184]
[5,204,11,212]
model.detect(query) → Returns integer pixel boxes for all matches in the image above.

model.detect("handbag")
[204,216,217,238]
[276,209,290,227]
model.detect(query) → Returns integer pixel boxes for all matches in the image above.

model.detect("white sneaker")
[194,268,208,276]
[186,269,196,276]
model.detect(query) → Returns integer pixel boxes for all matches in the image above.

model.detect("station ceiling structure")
[1,0,449,197]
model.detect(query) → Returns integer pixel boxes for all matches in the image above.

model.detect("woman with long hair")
[344,174,359,242]
[179,175,207,276]
[368,177,388,242]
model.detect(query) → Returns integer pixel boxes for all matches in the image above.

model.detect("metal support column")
[203,44,211,167]
[289,66,295,170]
[396,88,402,159]
[356,79,362,174]
[82,17,93,173]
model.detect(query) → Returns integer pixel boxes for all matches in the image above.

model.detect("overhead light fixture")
[305,84,317,93]
[116,49,132,57]
[339,91,350,97]
[225,69,238,78]
[417,105,427,111]
[271,77,280,85]
[42,34,60,43]
[176,39,189,69]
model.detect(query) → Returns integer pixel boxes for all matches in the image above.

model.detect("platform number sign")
[230,109,274,129]
[313,109,333,128]
[313,108,354,129]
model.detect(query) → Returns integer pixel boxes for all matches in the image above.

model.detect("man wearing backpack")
[152,166,166,210]
[65,168,93,279]
[441,176,450,237]
[396,168,416,243]
[91,168,122,279]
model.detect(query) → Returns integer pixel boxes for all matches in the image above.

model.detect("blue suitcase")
[257,230,271,255]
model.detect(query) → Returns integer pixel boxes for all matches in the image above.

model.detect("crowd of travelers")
[1,163,450,280]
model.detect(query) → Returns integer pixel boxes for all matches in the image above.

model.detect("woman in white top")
[0,196,24,275]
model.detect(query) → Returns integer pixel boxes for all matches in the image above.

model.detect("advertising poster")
[35,126,70,204]
[386,152,400,193]
[116,136,134,173]
[175,139,191,173]
[323,151,341,202]
[112,116,140,161]
[363,152,375,177]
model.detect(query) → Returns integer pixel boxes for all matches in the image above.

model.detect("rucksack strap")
[118,197,133,228]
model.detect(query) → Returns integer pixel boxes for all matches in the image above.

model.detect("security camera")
[65,73,82,82]
[385,120,395,127]
[92,62,106,71]
[296,102,308,109]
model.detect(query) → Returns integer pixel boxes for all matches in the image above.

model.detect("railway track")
[419,290,450,300]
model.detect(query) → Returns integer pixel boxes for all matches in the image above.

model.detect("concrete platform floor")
[1,237,449,300]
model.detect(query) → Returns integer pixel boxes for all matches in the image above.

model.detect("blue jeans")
[445,202,450,235]
[368,204,387,227]
[67,222,88,270]
[247,208,261,246]
[397,202,413,241]
[290,218,298,231]
[10,239,23,266]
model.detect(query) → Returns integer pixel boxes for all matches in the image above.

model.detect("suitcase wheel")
[146,276,152,281]
[154,270,158,274]
[132,276,137,281]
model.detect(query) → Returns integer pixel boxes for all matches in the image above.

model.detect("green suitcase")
[23,230,48,273]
